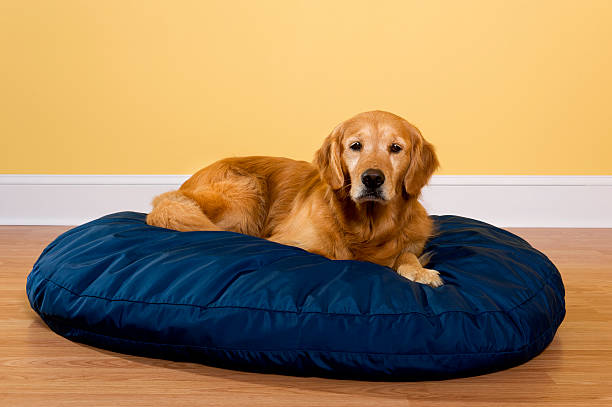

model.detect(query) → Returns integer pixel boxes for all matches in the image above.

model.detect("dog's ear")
[403,126,439,197]
[314,123,345,190]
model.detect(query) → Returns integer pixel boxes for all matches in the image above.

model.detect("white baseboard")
[1,175,611,227]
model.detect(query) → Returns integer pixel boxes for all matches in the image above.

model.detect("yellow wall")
[1,0,611,175]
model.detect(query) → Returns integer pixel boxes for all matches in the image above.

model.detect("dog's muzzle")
[361,169,385,189]
[357,169,386,202]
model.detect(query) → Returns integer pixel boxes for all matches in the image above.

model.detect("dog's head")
[314,110,438,203]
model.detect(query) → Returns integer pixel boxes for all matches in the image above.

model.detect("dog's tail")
[146,190,221,232]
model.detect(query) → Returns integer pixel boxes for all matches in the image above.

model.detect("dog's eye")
[349,142,362,151]
[389,143,403,153]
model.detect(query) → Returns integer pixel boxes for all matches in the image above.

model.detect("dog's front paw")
[397,265,444,287]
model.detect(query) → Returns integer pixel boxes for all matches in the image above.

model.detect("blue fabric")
[26,212,565,379]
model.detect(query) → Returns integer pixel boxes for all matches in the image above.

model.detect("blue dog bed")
[27,212,565,379]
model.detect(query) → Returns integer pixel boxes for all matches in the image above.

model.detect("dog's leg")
[182,176,266,236]
[148,166,267,235]
[146,190,221,232]
[394,251,443,287]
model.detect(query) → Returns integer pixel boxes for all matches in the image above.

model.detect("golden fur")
[147,110,442,286]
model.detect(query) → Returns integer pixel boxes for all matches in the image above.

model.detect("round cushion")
[26,211,565,379]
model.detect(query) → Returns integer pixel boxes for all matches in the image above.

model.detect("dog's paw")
[397,265,444,287]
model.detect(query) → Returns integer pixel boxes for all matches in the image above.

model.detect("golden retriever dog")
[146,110,442,286]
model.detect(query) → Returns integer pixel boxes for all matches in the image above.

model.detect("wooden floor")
[1,226,611,407]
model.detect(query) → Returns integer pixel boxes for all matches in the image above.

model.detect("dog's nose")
[361,169,385,189]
